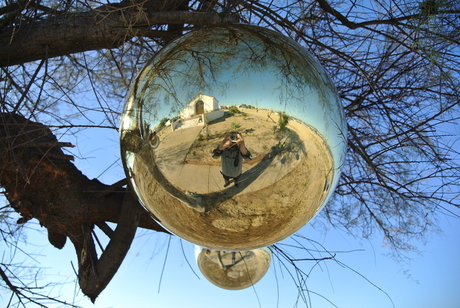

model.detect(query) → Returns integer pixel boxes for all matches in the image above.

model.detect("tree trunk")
[0,112,167,300]
[0,0,237,67]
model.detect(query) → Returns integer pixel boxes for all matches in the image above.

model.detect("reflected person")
[212,132,252,187]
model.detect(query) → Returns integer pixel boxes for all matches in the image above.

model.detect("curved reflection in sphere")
[194,246,272,290]
[120,25,347,251]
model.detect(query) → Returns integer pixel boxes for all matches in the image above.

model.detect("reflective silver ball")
[195,246,272,290]
[120,25,347,250]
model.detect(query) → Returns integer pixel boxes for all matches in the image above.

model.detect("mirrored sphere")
[120,25,347,251]
[194,246,272,290]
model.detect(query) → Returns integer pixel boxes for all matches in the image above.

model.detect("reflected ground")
[195,246,272,290]
[131,108,333,250]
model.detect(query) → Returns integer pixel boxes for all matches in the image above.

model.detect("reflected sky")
[125,25,346,188]
[120,25,347,251]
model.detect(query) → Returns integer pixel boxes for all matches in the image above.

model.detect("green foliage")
[231,122,241,130]
[197,134,204,141]
[418,0,449,15]
[278,111,290,130]
[229,106,241,114]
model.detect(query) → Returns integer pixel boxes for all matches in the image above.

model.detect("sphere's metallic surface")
[120,25,347,251]
[195,246,272,290]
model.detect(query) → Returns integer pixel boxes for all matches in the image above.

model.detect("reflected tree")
[0,0,459,306]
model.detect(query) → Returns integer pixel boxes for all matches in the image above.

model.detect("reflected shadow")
[120,24,346,251]
[206,130,306,206]
[133,127,306,213]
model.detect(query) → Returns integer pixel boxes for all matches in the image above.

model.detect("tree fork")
[0,112,167,297]
[0,112,166,232]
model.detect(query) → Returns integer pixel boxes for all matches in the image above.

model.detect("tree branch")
[315,0,460,30]
[0,1,238,67]
[0,112,166,242]
[77,186,144,302]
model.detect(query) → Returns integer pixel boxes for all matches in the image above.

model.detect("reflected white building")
[172,94,224,131]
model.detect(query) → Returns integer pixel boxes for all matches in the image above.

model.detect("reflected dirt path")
[132,109,334,250]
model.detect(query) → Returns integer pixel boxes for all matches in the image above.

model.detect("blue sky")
[2,118,458,308]
[8,202,459,308]
[1,58,459,307]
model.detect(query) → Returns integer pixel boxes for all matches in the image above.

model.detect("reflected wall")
[120,25,347,250]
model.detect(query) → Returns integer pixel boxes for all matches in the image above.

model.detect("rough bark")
[0,112,167,300]
[0,0,237,67]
